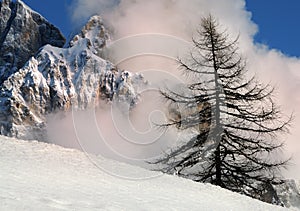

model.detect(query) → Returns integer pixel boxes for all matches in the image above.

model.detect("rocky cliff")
[0,0,66,84]
[0,1,145,140]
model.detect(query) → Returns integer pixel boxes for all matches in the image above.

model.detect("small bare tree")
[155,15,292,202]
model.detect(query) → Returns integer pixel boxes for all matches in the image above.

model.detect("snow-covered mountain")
[0,0,65,83]
[0,135,293,211]
[0,0,145,140]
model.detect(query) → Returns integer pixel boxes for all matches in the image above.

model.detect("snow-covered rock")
[0,135,290,211]
[275,180,300,209]
[0,2,146,140]
[0,0,65,84]
[68,15,109,57]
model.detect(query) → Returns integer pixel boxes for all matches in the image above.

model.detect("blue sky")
[246,0,300,58]
[21,0,300,58]
[21,0,73,36]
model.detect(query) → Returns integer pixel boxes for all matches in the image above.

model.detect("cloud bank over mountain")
[68,0,300,178]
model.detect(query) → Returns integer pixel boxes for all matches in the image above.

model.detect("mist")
[50,0,300,178]
[47,103,175,164]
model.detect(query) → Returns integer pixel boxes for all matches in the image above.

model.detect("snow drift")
[0,135,292,210]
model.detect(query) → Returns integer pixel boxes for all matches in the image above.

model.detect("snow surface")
[0,135,291,211]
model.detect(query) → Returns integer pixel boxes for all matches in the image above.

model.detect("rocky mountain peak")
[0,2,146,140]
[69,15,110,57]
[0,0,65,84]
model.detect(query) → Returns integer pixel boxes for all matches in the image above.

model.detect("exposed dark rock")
[0,14,145,140]
[0,0,65,84]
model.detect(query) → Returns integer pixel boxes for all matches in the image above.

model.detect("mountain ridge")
[0,0,145,140]
[0,0,65,83]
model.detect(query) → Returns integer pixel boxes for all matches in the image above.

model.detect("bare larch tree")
[154,15,292,202]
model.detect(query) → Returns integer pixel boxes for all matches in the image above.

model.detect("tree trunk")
[210,25,222,187]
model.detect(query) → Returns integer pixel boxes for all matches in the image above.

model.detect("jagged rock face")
[0,0,66,84]
[0,14,146,140]
[69,15,110,57]
[0,57,49,140]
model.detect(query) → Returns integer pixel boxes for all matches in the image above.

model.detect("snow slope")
[0,135,290,211]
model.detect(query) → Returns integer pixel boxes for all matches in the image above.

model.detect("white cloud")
[70,0,256,40]
[67,0,300,178]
